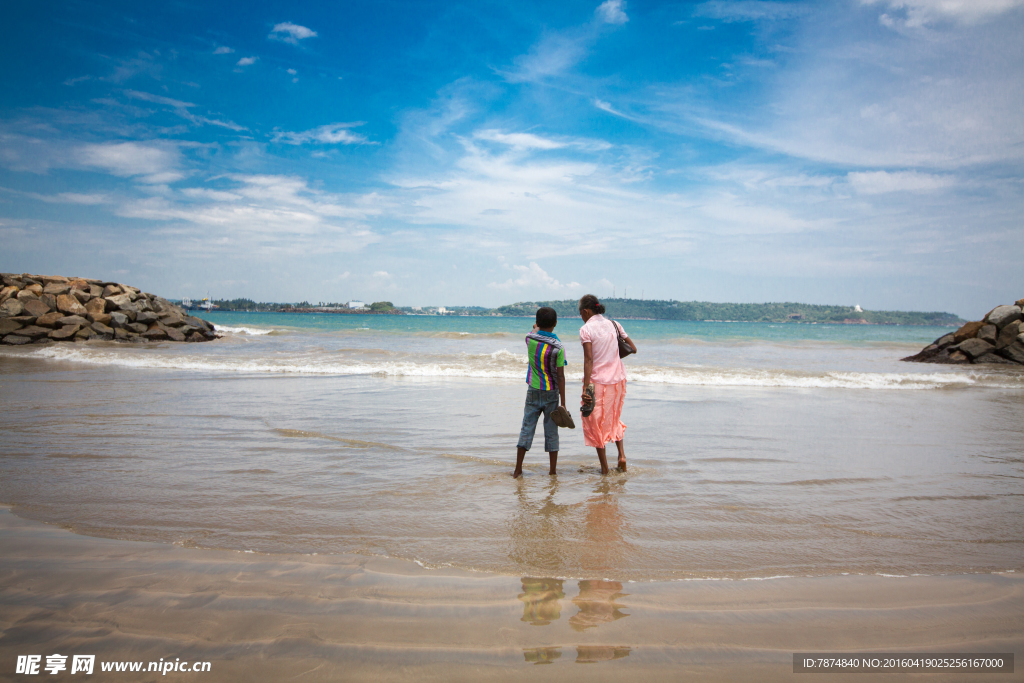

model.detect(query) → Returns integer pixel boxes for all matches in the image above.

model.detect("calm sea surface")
[1,313,1021,581]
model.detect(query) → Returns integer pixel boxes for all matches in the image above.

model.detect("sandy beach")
[1,507,1020,681]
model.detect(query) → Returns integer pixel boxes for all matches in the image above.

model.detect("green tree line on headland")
[186,297,964,326]
[494,299,965,326]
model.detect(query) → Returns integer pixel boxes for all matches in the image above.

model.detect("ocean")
[1,312,1021,582]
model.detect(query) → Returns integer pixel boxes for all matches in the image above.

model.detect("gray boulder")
[986,305,1022,328]
[995,321,1021,349]
[956,338,995,360]
[48,325,80,339]
[35,311,64,328]
[2,334,31,345]
[22,299,51,318]
[17,325,50,339]
[1,299,24,317]
[105,293,133,309]
[109,312,129,328]
[0,319,24,335]
[58,315,90,327]
[978,324,997,344]
[999,341,1024,364]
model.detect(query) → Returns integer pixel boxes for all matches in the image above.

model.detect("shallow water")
[1,313,1021,581]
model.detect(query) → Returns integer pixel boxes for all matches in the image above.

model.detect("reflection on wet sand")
[523,646,631,665]
[518,576,632,664]
[569,580,630,631]
[579,480,631,574]
[575,646,631,663]
[523,647,562,664]
[518,577,565,625]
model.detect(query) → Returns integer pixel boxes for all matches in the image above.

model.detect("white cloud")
[112,174,382,256]
[125,90,194,110]
[847,170,954,194]
[474,129,611,152]
[213,46,234,55]
[862,0,1024,27]
[596,0,629,24]
[692,1,806,22]
[287,69,297,75]
[272,123,372,145]
[269,22,318,45]
[76,142,180,178]
[489,263,582,291]
[373,270,391,277]
[123,91,246,131]
[236,56,258,67]
[593,99,638,121]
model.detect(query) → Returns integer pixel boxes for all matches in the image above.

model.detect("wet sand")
[1,507,1020,682]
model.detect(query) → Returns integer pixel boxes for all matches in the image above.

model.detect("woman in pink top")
[578,294,637,474]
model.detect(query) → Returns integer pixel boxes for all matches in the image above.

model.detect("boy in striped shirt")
[512,307,568,478]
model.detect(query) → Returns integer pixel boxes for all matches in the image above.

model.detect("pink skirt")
[582,380,627,448]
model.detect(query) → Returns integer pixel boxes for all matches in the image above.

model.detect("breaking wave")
[6,344,1021,390]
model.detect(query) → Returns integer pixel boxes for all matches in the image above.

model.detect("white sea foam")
[215,325,278,335]
[7,344,1019,390]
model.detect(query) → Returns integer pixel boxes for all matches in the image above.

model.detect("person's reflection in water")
[569,579,630,631]
[517,577,565,625]
[523,647,562,664]
[579,479,631,574]
[575,645,631,663]
[509,478,570,573]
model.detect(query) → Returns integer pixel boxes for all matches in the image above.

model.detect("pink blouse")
[579,314,627,385]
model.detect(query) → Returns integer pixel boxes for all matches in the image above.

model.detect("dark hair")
[578,294,605,315]
[536,306,557,329]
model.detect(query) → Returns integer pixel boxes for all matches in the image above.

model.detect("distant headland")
[190,297,965,326]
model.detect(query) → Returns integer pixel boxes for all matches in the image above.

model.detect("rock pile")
[902,300,1024,366]
[0,273,217,346]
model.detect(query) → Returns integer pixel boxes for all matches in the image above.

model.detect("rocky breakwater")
[902,299,1024,366]
[0,273,217,346]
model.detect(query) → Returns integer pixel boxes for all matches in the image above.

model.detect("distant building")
[854,305,863,313]
[347,301,366,310]
[437,306,447,315]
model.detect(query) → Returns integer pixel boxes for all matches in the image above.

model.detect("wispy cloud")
[268,22,318,45]
[272,122,373,145]
[75,142,182,184]
[473,129,611,152]
[596,0,629,24]
[847,170,954,194]
[236,56,258,67]
[213,46,234,55]
[692,1,807,22]
[863,0,1024,27]
[124,90,246,131]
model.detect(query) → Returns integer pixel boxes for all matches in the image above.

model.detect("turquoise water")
[1,308,1021,581]
[199,311,953,345]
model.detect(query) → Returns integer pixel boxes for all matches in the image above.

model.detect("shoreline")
[2,506,1020,682]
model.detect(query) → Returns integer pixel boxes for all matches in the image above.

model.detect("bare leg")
[615,440,626,471]
[595,447,610,475]
[548,451,558,475]
[512,447,527,478]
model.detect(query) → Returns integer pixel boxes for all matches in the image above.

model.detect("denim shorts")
[517,388,560,452]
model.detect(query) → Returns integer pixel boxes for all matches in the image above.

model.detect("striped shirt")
[525,330,567,390]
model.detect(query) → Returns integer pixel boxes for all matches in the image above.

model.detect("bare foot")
[512,469,522,478]
[617,458,627,472]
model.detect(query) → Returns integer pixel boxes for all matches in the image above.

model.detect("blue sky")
[1,0,1021,317]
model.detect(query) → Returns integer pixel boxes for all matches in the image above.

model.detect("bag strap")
[606,316,624,339]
